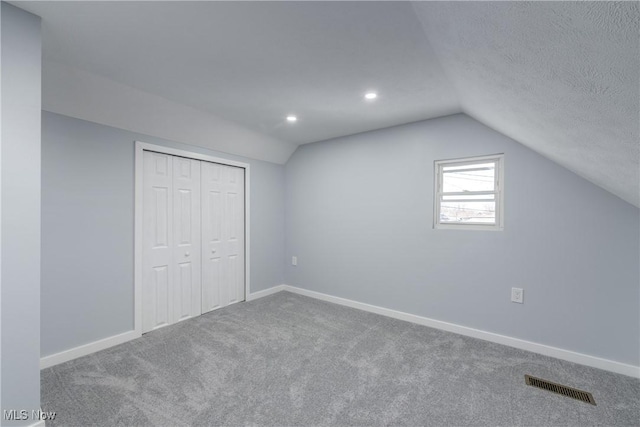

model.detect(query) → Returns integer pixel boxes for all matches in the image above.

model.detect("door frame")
[134,141,251,336]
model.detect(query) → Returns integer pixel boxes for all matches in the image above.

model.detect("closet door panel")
[201,162,224,313]
[142,151,174,333]
[172,157,201,323]
[223,166,245,305]
[201,162,245,312]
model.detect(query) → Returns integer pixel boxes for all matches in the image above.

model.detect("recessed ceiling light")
[286,115,297,123]
[364,92,378,100]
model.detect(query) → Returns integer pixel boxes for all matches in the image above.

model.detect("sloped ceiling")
[12,1,640,206]
[412,1,639,207]
[14,1,459,145]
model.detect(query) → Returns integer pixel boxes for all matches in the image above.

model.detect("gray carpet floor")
[42,291,639,426]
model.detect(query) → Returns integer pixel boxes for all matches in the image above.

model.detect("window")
[434,154,504,230]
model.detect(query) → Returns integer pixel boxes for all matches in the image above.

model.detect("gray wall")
[285,114,640,366]
[41,111,285,357]
[1,3,42,425]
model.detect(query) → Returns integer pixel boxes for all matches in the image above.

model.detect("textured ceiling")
[11,1,640,206]
[413,1,639,207]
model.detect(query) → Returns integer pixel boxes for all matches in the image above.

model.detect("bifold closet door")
[201,162,245,313]
[171,156,202,324]
[142,151,202,333]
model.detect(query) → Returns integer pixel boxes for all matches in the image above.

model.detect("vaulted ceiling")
[13,1,640,207]
[413,1,639,207]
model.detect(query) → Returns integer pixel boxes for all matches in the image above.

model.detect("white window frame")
[434,154,504,231]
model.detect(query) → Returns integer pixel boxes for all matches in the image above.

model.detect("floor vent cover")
[525,375,596,405]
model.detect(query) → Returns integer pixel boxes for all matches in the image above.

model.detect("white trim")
[134,142,144,336]
[28,421,46,427]
[136,141,251,169]
[40,284,282,369]
[245,166,251,302]
[134,141,251,336]
[39,284,640,378]
[246,285,286,301]
[280,285,640,379]
[40,330,139,369]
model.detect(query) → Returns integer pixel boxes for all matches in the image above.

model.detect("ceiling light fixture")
[286,115,297,123]
[364,92,378,100]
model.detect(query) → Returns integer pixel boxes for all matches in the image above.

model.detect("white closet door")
[142,152,203,333]
[142,151,174,332]
[172,156,202,323]
[223,165,245,305]
[201,162,245,313]
[201,162,224,313]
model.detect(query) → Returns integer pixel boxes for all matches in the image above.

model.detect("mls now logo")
[32,409,57,421]
[3,409,56,421]
[3,410,28,421]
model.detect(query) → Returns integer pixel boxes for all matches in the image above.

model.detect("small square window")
[434,154,504,230]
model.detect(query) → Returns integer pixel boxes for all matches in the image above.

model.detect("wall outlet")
[292,256,297,266]
[511,287,524,304]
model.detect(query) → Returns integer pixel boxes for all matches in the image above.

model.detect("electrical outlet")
[292,256,297,266]
[511,287,524,304]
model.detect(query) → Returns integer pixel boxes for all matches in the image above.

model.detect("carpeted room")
[41,293,639,426]
[1,1,639,426]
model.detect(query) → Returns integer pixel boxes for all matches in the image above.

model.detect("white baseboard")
[281,285,640,379]
[246,284,286,301]
[40,285,285,369]
[40,330,140,369]
[40,284,639,379]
